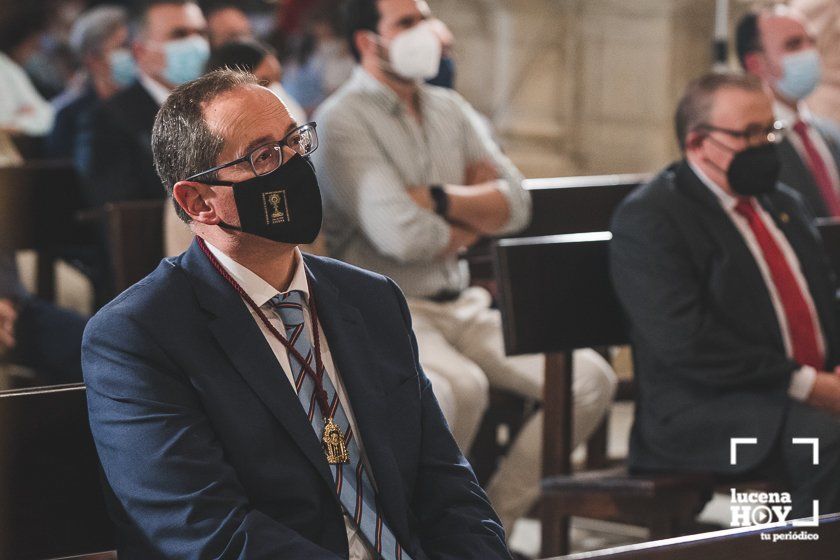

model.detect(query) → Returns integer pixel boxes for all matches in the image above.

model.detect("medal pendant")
[322,417,350,464]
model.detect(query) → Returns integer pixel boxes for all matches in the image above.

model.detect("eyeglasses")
[697,120,786,148]
[186,122,319,186]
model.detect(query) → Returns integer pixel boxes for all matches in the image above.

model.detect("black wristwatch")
[429,185,449,218]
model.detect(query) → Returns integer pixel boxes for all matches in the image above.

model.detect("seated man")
[314,0,616,532]
[737,6,840,217]
[611,72,840,518]
[83,69,511,559]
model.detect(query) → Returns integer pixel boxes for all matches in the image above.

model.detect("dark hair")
[206,39,274,77]
[152,68,258,223]
[674,72,764,152]
[342,0,381,62]
[735,12,761,69]
[205,2,245,19]
[0,4,48,54]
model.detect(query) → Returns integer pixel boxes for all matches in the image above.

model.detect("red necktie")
[734,198,824,369]
[793,120,840,216]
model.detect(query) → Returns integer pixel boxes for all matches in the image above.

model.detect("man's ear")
[743,51,764,77]
[354,29,377,61]
[172,180,219,225]
[685,130,706,153]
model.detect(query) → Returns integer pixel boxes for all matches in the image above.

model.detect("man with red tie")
[738,6,840,218]
[611,72,840,519]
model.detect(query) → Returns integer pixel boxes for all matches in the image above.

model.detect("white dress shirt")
[205,241,374,560]
[775,101,840,193]
[138,72,171,106]
[0,52,54,136]
[689,162,824,400]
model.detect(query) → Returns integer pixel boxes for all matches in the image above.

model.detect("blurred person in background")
[282,0,355,115]
[315,0,616,534]
[738,6,840,218]
[47,5,134,165]
[206,2,254,48]
[791,0,840,132]
[21,0,87,100]
[85,0,208,207]
[0,4,55,139]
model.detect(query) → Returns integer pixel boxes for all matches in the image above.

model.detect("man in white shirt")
[737,5,840,218]
[0,6,54,137]
[611,72,840,519]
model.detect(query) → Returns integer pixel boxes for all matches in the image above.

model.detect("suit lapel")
[304,256,413,546]
[180,241,337,494]
[674,163,785,347]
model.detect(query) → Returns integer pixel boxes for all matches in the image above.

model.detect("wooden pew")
[0,162,90,301]
[465,174,646,283]
[0,384,115,559]
[103,199,165,295]
[494,233,715,557]
[556,513,840,559]
[517,174,649,238]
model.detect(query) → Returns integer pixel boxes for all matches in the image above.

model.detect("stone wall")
[428,0,739,178]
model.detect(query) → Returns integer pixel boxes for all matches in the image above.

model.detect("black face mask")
[219,154,323,244]
[727,143,781,197]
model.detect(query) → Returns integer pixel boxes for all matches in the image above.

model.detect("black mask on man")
[219,154,323,244]
[727,143,781,197]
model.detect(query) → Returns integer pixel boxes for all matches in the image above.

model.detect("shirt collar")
[204,241,310,308]
[351,65,422,116]
[687,159,740,211]
[138,71,171,106]
[774,99,806,127]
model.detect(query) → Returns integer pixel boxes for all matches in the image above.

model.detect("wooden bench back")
[0,384,115,559]
[103,199,165,294]
[494,232,628,356]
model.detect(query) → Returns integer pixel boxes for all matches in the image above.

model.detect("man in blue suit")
[82,68,510,560]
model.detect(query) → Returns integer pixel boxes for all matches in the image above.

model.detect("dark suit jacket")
[46,84,98,165]
[82,240,509,560]
[610,161,840,474]
[84,80,162,207]
[778,118,840,218]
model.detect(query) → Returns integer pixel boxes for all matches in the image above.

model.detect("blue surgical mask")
[776,48,822,101]
[109,48,136,88]
[162,35,210,86]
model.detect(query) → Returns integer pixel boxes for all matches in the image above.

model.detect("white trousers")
[407,287,617,532]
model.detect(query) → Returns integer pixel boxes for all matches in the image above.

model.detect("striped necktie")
[270,290,411,560]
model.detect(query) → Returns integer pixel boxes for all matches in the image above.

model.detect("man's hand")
[440,225,480,257]
[407,186,434,211]
[807,372,840,415]
[0,299,18,352]
[465,159,500,186]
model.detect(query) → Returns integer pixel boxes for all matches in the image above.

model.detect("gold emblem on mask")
[262,190,290,225]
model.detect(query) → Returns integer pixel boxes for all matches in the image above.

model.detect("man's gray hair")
[152,68,259,223]
[674,71,764,152]
[68,5,128,59]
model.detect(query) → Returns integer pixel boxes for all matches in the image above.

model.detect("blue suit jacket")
[82,240,509,560]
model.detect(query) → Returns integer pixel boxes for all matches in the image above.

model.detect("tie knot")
[793,119,808,136]
[270,290,307,327]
